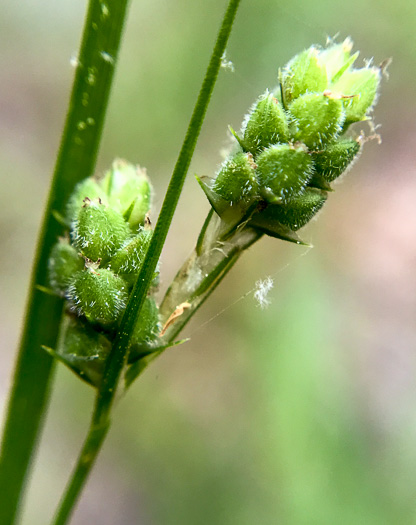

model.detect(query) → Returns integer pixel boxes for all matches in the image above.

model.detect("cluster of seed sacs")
[48,163,160,385]
[210,42,380,234]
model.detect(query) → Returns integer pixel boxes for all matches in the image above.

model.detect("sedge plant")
[0,0,385,523]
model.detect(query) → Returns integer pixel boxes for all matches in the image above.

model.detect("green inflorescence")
[199,38,381,242]
[47,160,161,387]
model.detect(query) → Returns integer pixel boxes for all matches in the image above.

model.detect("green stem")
[51,422,110,525]
[50,2,241,524]
[0,1,130,523]
[125,212,263,384]
[159,211,262,342]
[51,216,259,525]
[96,0,242,425]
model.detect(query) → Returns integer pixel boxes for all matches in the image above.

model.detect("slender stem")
[159,212,262,342]
[50,2,242,524]
[0,1,130,523]
[51,216,260,525]
[126,213,263,383]
[95,0,242,427]
[51,422,110,525]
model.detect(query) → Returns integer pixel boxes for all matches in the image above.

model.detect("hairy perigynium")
[48,38,382,388]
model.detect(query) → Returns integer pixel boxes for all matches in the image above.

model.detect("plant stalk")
[50,1,241,523]
[0,1,130,523]
[52,212,260,525]
[94,0,242,425]
[51,421,110,525]
[159,211,262,342]
[125,212,263,384]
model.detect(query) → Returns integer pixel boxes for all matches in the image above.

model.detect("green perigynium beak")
[72,199,131,264]
[212,151,258,203]
[66,158,151,229]
[199,38,382,242]
[242,91,290,154]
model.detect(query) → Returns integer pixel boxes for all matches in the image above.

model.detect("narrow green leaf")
[0,1,130,523]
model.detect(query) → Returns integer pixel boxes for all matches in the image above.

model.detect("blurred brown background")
[1,0,416,523]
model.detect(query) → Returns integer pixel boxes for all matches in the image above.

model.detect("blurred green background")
[1,0,416,523]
